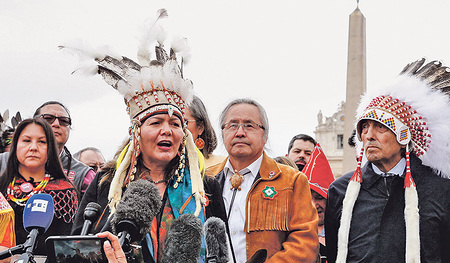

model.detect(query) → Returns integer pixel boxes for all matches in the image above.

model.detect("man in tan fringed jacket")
[209,98,318,263]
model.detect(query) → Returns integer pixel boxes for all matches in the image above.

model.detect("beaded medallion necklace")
[7,174,51,206]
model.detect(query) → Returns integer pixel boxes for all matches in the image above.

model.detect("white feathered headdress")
[337,58,450,263]
[60,9,205,216]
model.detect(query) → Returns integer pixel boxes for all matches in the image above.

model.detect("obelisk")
[343,1,366,173]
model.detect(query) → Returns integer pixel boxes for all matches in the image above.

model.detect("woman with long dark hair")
[0,118,78,257]
[68,12,226,262]
[185,95,225,174]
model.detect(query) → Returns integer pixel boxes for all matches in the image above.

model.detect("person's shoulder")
[329,170,353,190]
[413,163,450,191]
[70,156,92,172]
[46,177,77,191]
[278,162,302,179]
[205,159,226,178]
[0,152,9,159]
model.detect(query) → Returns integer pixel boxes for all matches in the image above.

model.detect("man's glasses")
[222,122,265,132]
[39,114,72,127]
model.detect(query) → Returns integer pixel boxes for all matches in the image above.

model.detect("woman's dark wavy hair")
[188,95,217,158]
[0,118,67,194]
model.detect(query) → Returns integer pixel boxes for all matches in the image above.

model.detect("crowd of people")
[2,9,450,263]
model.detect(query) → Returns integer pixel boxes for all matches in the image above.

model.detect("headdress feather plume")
[137,8,168,66]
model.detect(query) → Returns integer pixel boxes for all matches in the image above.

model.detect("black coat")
[325,154,450,263]
[71,170,227,235]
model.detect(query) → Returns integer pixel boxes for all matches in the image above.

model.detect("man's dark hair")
[33,101,71,119]
[287,134,317,153]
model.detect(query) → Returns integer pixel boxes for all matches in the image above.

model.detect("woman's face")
[139,114,185,168]
[16,123,48,173]
[184,108,204,140]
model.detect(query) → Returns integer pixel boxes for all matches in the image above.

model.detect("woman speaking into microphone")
[69,9,226,263]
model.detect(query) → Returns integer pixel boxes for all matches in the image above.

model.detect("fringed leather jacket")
[211,153,319,262]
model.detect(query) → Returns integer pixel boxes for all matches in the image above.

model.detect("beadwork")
[7,174,51,206]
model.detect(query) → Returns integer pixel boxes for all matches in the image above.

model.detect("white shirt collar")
[372,157,406,176]
[224,153,264,177]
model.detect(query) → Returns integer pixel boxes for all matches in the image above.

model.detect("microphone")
[161,213,203,263]
[203,217,229,263]
[110,179,161,255]
[17,193,54,262]
[80,202,102,235]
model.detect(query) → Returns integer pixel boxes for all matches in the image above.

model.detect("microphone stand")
[16,228,40,263]
[118,231,136,262]
[117,220,141,263]
[0,244,24,260]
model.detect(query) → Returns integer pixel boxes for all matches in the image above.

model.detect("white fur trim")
[185,130,206,216]
[405,186,420,263]
[108,128,137,215]
[336,180,361,263]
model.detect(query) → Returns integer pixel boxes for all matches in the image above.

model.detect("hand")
[97,231,127,263]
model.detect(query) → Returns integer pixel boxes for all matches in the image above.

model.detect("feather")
[95,55,141,80]
[427,67,450,88]
[399,58,425,75]
[98,66,125,90]
[155,45,169,63]
[70,61,99,76]
[2,110,9,124]
[400,59,450,96]
[137,9,169,66]
[121,56,142,72]
[11,112,22,129]
[59,39,107,61]
[414,60,441,79]
[171,35,191,64]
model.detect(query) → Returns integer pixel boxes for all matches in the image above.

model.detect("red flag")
[302,143,335,198]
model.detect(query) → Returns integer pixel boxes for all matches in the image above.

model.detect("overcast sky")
[1,0,450,160]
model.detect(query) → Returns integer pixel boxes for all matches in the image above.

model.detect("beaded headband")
[336,58,450,262]
[60,9,205,216]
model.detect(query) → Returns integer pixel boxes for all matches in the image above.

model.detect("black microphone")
[204,217,230,263]
[16,194,54,262]
[80,202,102,235]
[161,213,203,263]
[110,179,161,255]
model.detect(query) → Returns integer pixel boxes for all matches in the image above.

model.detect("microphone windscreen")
[204,217,229,263]
[23,193,54,233]
[111,179,161,241]
[161,214,203,263]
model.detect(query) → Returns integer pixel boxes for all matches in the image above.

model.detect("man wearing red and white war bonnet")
[326,58,450,262]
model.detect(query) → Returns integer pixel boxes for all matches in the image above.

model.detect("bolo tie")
[227,170,250,220]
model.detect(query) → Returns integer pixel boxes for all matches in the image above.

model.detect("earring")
[195,137,205,150]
